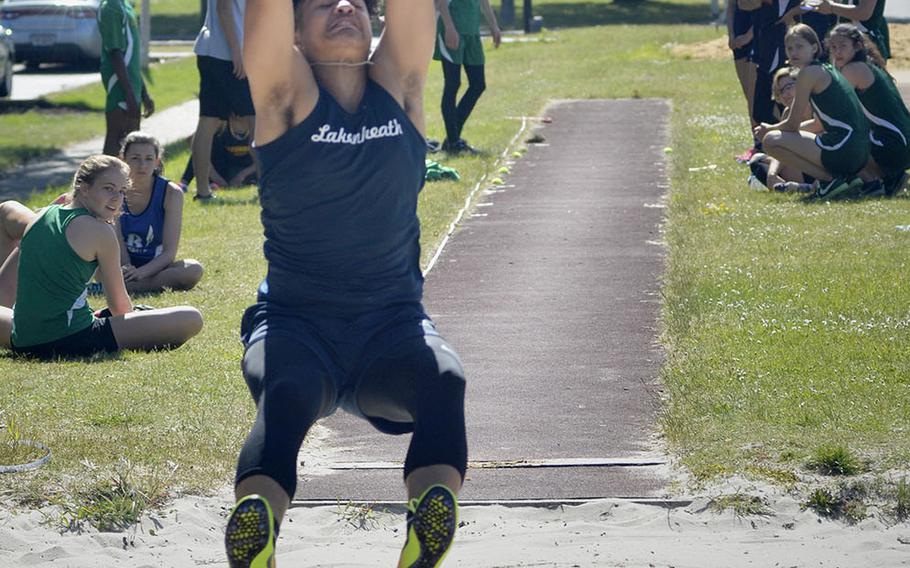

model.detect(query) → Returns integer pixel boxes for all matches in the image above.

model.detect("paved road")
[7,50,192,101]
[292,99,672,503]
[8,63,98,101]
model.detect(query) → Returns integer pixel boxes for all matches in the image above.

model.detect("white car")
[0,0,101,68]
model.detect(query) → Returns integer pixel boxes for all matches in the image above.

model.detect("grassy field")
[0,57,198,172]
[2,0,908,526]
[142,0,717,38]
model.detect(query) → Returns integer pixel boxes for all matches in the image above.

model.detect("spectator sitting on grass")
[115,132,205,294]
[754,23,870,200]
[0,156,203,359]
[748,66,816,192]
[178,114,258,190]
[827,23,910,197]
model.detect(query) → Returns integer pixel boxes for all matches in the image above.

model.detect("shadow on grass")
[151,14,203,40]
[503,0,713,28]
[0,350,123,363]
[0,99,97,114]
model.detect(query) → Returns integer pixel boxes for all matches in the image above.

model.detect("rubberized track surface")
[295,99,672,502]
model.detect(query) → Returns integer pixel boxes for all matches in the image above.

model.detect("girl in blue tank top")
[116,132,204,294]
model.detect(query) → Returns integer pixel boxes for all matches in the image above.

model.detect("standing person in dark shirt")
[750,0,801,127]
[729,0,758,162]
[223,0,467,567]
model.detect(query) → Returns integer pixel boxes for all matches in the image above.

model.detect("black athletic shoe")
[426,138,442,153]
[193,192,217,203]
[859,179,885,198]
[811,177,860,200]
[884,171,909,197]
[442,138,478,155]
[225,495,276,568]
[397,485,458,568]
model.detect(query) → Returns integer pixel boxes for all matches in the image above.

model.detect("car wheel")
[0,60,11,98]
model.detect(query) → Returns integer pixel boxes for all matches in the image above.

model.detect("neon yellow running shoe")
[225,494,276,568]
[397,485,459,568]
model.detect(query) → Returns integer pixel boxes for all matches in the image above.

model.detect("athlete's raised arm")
[244,0,318,144]
[370,0,436,132]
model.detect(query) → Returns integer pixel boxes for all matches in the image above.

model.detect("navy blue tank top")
[254,79,427,315]
[120,174,168,267]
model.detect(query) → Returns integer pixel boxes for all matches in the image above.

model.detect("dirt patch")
[672,23,910,70]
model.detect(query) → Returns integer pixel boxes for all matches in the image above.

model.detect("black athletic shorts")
[732,8,754,61]
[197,55,255,119]
[11,317,119,359]
[239,301,463,435]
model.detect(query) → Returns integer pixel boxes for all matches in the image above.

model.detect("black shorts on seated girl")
[11,316,118,359]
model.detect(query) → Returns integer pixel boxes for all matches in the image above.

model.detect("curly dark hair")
[826,23,889,75]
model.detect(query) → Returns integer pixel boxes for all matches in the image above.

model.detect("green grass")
[147,0,203,39]
[807,444,863,476]
[141,0,717,39]
[0,57,198,172]
[2,0,909,527]
[708,492,773,517]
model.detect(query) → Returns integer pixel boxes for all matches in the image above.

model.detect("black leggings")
[441,59,486,144]
[235,332,468,501]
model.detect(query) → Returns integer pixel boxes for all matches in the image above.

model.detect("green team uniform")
[856,63,910,176]
[434,0,485,65]
[810,62,870,177]
[11,206,98,348]
[857,0,890,60]
[98,0,142,113]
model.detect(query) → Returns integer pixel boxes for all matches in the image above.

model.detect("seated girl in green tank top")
[827,23,910,197]
[754,23,870,200]
[0,155,204,359]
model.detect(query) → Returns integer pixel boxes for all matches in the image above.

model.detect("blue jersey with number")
[120,175,168,267]
[253,79,427,315]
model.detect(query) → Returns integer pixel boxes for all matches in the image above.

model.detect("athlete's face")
[776,77,797,106]
[294,0,372,64]
[122,142,159,183]
[76,167,128,222]
[827,35,858,69]
[785,36,819,69]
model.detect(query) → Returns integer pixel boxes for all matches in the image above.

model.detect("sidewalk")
[0,99,199,202]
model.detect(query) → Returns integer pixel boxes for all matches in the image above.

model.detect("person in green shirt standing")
[817,0,890,61]
[98,0,155,156]
[434,0,501,154]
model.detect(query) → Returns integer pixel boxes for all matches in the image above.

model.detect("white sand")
[2,483,910,567]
